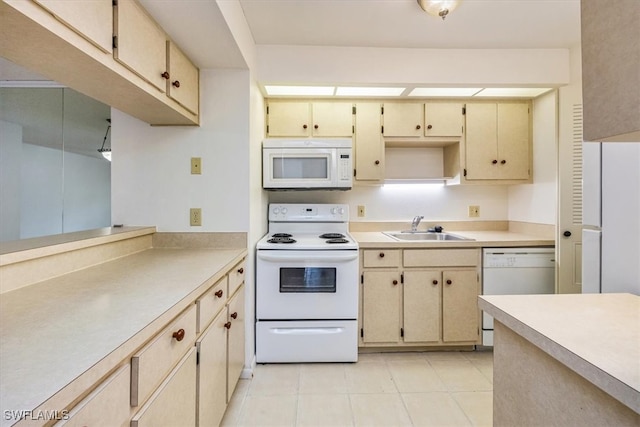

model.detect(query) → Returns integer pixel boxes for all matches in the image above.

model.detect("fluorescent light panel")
[264,85,334,96]
[336,87,405,96]
[409,87,481,97]
[475,88,552,97]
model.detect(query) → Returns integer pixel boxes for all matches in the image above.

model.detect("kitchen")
[1,0,638,426]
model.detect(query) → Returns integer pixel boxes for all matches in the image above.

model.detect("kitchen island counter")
[479,293,640,426]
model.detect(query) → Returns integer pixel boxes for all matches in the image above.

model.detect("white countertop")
[479,293,640,413]
[0,247,246,425]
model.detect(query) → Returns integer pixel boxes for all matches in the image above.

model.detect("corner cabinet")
[266,101,354,137]
[359,248,480,348]
[463,102,531,182]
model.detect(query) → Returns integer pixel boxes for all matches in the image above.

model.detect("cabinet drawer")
[404,249,479,267]
[131,304,197,407]
[56,364,131,427]
[363,250,401,268]
[228,260,246,296]
[131,347,197,427]
[196,276,227,333]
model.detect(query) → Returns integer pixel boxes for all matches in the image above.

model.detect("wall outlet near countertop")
[190,208,202,226]
[357,205,366,217]
[468,205,480,217]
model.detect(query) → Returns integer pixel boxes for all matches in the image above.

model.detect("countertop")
[479,293,640,413]
[352,230,554,248]
[0,246,246,425]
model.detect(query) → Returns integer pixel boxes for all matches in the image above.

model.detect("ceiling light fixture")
[416,0,461,20]
[336,87,405,97]
[98,119,111,162]
[264,85,335,96]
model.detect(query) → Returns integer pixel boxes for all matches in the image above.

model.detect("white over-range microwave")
[262,139,353,190]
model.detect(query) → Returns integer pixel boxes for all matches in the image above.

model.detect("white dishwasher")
[482,247,555,346]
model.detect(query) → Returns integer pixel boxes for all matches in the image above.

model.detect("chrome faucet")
[411,215,424,232]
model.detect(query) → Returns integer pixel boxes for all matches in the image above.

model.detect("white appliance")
[481,247,555,346]
[262,139,353,190]
[582,142,640,294]
[256,204,359,363]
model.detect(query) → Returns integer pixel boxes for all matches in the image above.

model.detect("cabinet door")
[34,0,113,53]
[267,102,311,137]
[226,284,245,402]
[311,102,353,137]
[167,40,199,115]
[465,103,498,180]
[114,0,167,92]
[354,103,384,181]
[131,347,197,427]
[383,103,424,137]
[424,103,463,137]
[497,103,530,180]
[361,271,401,344]
[403,270,441,343]
[196,309,227,427]
[442,269,479,343]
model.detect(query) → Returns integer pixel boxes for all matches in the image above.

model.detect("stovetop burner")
[267,236,297,244]
[326,238,349,244]
[271,233,293,238]
[320,233,346,239]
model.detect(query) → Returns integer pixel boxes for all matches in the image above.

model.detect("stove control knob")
[273,207,280,215]
[281,207,288,214]
[337,207,345,215]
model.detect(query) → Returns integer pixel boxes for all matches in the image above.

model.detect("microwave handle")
[257,251,358,263]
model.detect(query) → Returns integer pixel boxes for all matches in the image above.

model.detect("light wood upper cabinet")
[383,102,424,137]
[465,102,530,181]
[581,0,640,142]
[354,102,384,181]
[114,0,167,93]
[34,0,113,53]
[424,102,464,137]
[167,40,199,115]
[266,101,353,137]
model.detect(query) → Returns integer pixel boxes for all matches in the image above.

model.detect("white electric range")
[256,204,359,363]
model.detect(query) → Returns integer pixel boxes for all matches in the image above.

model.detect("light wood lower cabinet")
[131,347,197,427]
[226,284,245,401]
[360,248,480,348]
[196,308,227,427]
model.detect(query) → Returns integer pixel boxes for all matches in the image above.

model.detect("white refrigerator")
[582,142,640,294]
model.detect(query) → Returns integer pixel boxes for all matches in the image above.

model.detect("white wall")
[508,90,558,224]
[111,69,251,232]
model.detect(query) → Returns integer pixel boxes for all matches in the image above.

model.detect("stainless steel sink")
[383,231,474,241]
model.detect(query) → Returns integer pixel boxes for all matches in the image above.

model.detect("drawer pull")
[416,124,421,130]
[392,280,398,285]
[379,252,385,258]
[446,279,452,285]
[161,71,170,79]
[230,312,238,319]
[432,280,439,285]
[172,329,185,342]
[238,267,244,274]
[172,80,180,88]
[224,322,232,329]
[215,289,224,298]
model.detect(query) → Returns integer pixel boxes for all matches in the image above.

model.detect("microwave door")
[265,149,334,188]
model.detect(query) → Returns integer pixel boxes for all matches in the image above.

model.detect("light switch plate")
[468,205,480,217]
[191,157,201,174]
[357,205,366,217]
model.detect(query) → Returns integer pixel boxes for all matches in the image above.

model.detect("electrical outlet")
[191,157,201,174]
[190,208,202,226]
[357,205,366,217]
[468,205,480,218]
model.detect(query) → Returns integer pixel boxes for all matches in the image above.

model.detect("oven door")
[262,148,336,189]
[256,250,358,319]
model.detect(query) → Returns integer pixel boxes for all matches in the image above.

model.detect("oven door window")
[273,156,328,179]
[280,267,336,293]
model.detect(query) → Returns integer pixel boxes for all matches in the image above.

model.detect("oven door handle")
[271,327,345,335]
[257,251,358,263]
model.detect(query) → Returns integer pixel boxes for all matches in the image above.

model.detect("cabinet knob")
[231,312,238,319]
[416,125,421,130]
[427,124,433,130]
[432,280,439,285]
[500,159,507,164]
[563,230,572,237]
[492,159,498,164]
[303,124,308,129]
[161,71,170,80]
[314,124,319,129]
[238,267,244,274]
[392,280,398,285]
[215,289,223,298]
[172,80,180,88]
[224,322,232,329]
[379,252,385,258]
[172,328,185,342]
[375,160,380,165]
[446,279,452,285]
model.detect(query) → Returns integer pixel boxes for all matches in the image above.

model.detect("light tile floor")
[221,350,493,427]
